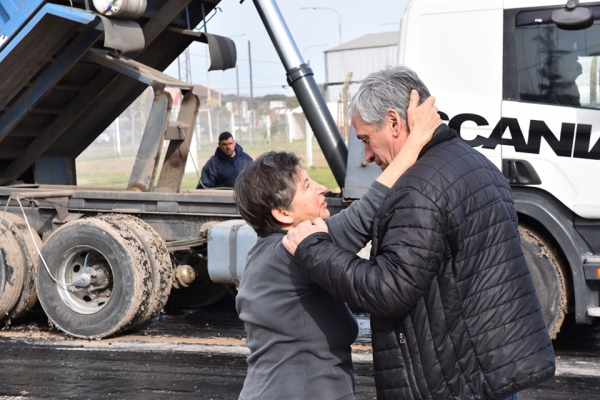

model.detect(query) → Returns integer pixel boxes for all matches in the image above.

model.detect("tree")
[534,27,576,103]
[285,96,300,109]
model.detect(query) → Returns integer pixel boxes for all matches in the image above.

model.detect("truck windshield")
[516,16,600,109]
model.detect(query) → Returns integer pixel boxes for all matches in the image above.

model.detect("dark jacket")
[295,125,555,400]
[236,182,390,400]
[197,143,253,188]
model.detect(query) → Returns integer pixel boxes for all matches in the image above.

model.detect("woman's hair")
[234,151,301,237]
[347,65,430,129]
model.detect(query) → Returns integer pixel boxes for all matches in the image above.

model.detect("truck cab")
[398,0,600,337]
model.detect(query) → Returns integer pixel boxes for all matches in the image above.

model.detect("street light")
[300,7,342,45]
[302,43,329,66]
[228,34,247,100]
[228,34,246,139]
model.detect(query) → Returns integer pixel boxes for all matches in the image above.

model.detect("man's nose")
[364,144,375,163]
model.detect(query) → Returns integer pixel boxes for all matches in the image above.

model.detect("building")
[324,32,399,103]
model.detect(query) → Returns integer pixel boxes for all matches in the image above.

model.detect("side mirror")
[552,1,593,30]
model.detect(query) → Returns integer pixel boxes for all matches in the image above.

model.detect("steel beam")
[155,91,200,193]
[127,90,173,192]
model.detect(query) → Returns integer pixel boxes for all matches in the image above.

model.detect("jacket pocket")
[398,332,423,400]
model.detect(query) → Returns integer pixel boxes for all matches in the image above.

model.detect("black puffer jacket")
[296,125,555,399]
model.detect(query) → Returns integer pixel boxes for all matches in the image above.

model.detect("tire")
[0,213,42,321]
[0,216,26,320]
[167,250,232,309]
[36,218,150,339]
[97,214,172,328]
[519,225,568,339]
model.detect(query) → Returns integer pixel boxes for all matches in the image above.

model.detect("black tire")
[0,215,26,320]
[519,225,568,339]
[97,214,172,328]
[36,218,150,339]
[167,250,232,309]
[0,213,42,321]
[84,216,154,331]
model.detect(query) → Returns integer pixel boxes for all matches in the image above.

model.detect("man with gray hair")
[283,66,555,400]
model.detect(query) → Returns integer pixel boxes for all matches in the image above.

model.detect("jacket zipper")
[398,332,423,400]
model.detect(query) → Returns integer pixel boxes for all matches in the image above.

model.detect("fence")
[76,91,338,191]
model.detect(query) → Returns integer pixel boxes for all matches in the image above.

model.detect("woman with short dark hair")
[234,91,441,400]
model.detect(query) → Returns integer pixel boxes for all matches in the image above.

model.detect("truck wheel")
[97,214,172,328]
[0,213,42,321]
[519,225,568,339]
[36,218,150,339]
[168,250,231,308]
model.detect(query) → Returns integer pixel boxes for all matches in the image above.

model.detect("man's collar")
[418,123,456,159]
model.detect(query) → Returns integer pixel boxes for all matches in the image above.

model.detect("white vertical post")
[186,134,198,173]
[306,116,313,167]
[287,111,293,143]
[196,119,202,151]
[131,110,136,149]
[114,117,121,156]
[207,109,213,145]
[266,114,271,144]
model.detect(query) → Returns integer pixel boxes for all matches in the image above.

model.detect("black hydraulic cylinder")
[252,0,348,190]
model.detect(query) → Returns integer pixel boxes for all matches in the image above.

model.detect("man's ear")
[271,208,293,225]
[386,109,405,138]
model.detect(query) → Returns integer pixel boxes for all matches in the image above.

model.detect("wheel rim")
[57,245,114,315]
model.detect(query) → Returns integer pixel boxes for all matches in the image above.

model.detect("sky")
[165,0,411,97]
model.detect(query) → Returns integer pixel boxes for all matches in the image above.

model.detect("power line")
[188,51,283,64]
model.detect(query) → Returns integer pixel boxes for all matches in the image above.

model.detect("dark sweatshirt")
[236,181,389,400]
[197,143,253,188]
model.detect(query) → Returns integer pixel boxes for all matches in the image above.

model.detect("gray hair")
[347,65,430,129]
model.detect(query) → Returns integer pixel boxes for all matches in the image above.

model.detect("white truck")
[394,0,600,338]
[212,0,600,341]
[0,0,595,343]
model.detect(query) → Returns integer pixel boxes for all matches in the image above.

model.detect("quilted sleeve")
[326,181,389,253]
[296,187,446,318]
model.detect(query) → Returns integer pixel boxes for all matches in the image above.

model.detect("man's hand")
[282,218,328,256]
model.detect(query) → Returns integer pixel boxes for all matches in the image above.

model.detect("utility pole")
[342,71,353,144]
[229,34,246,139]
[248,40,254,142]
[177,48,192,84]
[236,65,241,138]
[205,46,211,106]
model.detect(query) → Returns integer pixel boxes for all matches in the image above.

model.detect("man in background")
[197,131,253,189]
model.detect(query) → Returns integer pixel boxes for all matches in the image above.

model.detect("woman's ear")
[271,208,294,225]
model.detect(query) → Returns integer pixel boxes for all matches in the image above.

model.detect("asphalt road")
[0,299,599,400]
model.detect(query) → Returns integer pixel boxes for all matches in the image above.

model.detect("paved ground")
[0,298,599,399]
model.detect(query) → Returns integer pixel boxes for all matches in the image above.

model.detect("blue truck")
[0,0,353,339]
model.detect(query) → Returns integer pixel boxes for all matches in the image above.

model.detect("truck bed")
[0,0,222,186]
